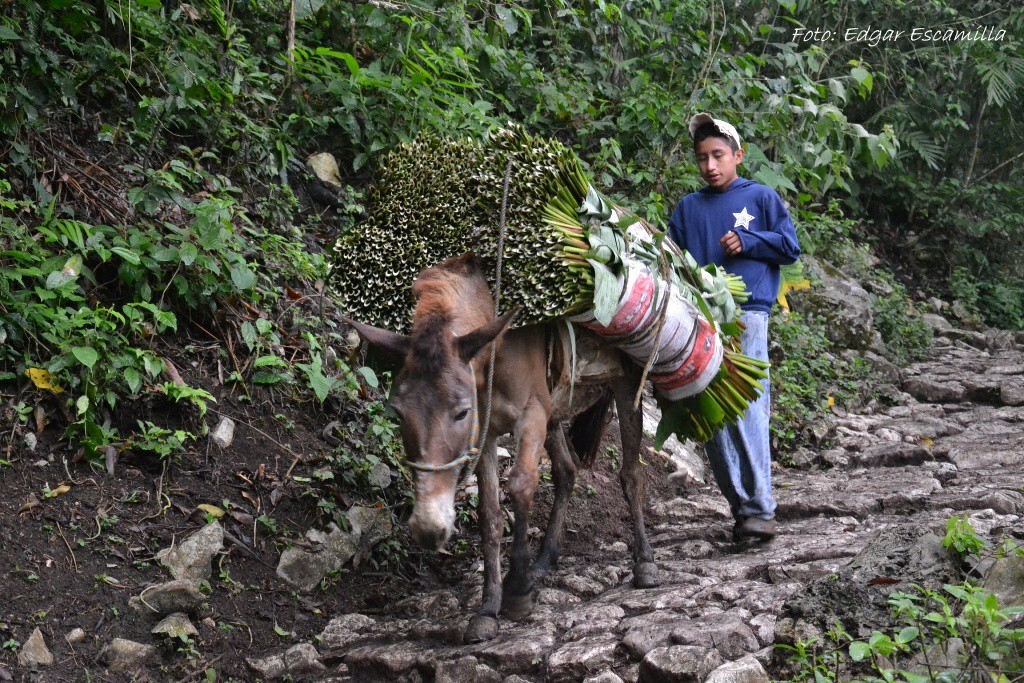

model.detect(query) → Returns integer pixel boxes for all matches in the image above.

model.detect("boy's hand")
[720,230,743,256]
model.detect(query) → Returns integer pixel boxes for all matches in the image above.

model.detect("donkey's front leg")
[501,400,548,620]
[612,376,661,589]
[465,440,502,644]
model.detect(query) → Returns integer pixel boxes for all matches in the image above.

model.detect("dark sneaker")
[733,516,777,542]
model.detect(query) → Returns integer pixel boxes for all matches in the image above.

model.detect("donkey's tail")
[567,393,613,469]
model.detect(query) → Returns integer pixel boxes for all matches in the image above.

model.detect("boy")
[667,113,801,541]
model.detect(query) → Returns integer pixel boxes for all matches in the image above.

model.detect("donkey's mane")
[407,253,495,373]
[411,253,495,335]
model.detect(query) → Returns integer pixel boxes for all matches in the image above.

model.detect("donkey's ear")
[457,307,520,362]
[344,317,411,361]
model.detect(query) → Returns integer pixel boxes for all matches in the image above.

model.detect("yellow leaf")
[827,395,835,408]
[776,278,811,312]
[25,368,64,394]
[197,504,225,518]
[43,484,71,499]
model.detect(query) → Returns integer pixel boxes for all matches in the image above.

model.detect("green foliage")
[942,515,988,558]
[769,311,871,455]
[792,202,933,364]
[871,278,933,365]
[781,582,1024,683]
[780,514,1024,683]
[129,421,196,459]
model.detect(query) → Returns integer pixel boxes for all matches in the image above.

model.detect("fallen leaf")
[43,484,71,499]
[228,511,255,526]
[25,368,64,394]
[196,504,225,518]
[867,577,901,586]
[241,491,260,511]
[19,494,40,514]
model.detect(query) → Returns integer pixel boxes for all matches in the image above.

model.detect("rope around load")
[406,158,514,480]
[632,255,676,410]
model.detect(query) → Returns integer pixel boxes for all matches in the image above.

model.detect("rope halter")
[405,363,483,481]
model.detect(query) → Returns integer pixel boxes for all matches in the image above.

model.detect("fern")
[975,49,1024,107]
[902,130,944,171]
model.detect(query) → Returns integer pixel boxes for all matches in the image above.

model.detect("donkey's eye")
[454,409,470,422]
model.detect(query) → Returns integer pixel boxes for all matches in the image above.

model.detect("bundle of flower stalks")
[330,125,769,442]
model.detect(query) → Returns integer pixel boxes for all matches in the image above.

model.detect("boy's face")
[694,137,744,191]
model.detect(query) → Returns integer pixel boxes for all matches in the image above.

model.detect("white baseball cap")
[688,113,742,149]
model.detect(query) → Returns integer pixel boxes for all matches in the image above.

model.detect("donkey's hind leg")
[532,424,578,576]
[612,375,661,588]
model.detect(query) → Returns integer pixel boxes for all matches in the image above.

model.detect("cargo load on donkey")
[330,126,769,642]
[332,125,770,444]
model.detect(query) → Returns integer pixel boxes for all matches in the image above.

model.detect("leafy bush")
[872,278,933,365]
[792,202,932,364]
[769,311,872,455]
[779,516,1024,683]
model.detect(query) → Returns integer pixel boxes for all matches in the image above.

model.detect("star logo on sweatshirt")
[733,207,755,230]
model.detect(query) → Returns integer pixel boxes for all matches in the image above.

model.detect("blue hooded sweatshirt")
[667,177,801,313]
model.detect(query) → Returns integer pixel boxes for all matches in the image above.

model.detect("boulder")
[779,524,960,640]
[277,523,358,592]
[585,673,625,683]
[639,645,724,683]
[65,628,87,646]
[435,656,502,683]
[902,377,965,403]
[1000,380,1024,407]
[151,613,198,640]
[704,655,771,683]
[790,257,876,351]
[547,636,619,683]
[99,638,158,674]
[129,580,204,616]
[156,521,224,581]
[211,417,235,448]
[248,643,326,680]
[17,628,53,668]
[921,313,952,334]
[670,618,760,660]
[983,555,1024,610]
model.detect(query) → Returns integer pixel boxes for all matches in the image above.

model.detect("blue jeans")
[704,310,776,521]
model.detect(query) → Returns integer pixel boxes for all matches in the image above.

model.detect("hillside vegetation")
[1,0,1021,565]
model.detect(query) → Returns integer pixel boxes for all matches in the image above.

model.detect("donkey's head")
[345,254,517,550]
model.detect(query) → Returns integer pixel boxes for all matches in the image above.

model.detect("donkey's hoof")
[464,614,499,644]
[632,561,661,588]
[500,590,535,621]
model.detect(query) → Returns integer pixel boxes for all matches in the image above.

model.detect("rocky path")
[16,327,1007,679]
[237,327,1024,679]
[248,329,1023,683]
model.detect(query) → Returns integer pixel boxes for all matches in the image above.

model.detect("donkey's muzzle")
[408,498,455,551]
[410,521,452,551]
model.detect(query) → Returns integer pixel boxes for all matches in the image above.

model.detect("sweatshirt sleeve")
[667,198,687,251]
[737,189,801,265]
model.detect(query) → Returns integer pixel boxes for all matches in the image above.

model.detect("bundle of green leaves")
[330,125,768,441]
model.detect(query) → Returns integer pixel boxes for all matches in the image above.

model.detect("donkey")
[346,253,660,644]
